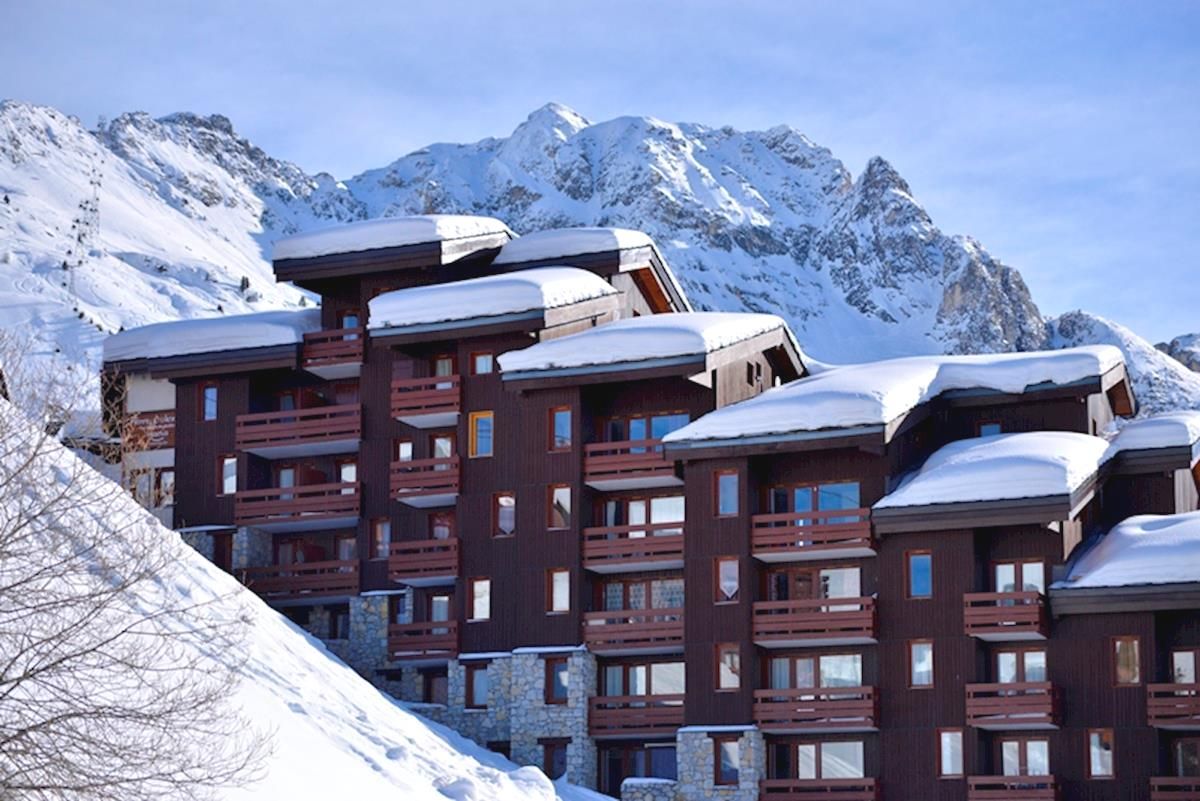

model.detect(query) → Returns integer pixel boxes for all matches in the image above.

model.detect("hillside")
[1158,333,1200,373]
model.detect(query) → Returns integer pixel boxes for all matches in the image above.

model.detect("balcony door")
[998,737,1049,776]
[337,458,357,494]
[276,465,296,500]
[994,561,1045,594]
[432,355,456,389]
[431,434,455,466]
[1173,649,1199,683]
[767,566,861,607]
[769,741,865,781]
[603,661,685,699]
[428,593,451,635]
[1176,739,1200,777]
[600,495,685,536]
[996,647,1047,684]
[601,577,684,612]
[600,412,690,446]
[768,653,862,694]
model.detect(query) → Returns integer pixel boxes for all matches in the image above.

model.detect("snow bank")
[103,308,321,362]
[874,432,1111,509]
[273,215,512,261]
[1109,411,1200,455]
[368,267,617,330]
[498,312,785,373]
[492,227,654,265]
[1054,511,1200,589]
[665,346,1124,444]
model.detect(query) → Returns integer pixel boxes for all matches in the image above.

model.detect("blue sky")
[3,0,1197,342]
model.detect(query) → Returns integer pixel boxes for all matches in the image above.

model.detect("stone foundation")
[443,655,513,746]
[622,778,678,801]
[180,528,215,562]
[346,594,390,679]
[674,727,764,801]
[231,525,271,569]
[510,648,597,787]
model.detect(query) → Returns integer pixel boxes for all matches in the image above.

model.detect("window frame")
[541,738,569,780]
[714,470,739,517]
[468,410,494,458]
[905,550,934,599]
[1113,636,1142,686]
[547,484,572,530]
[716,643,741,691]
[909,639,935,688]
[199,382,218,421]
[468,577,491,622]
[976,420,1003,437]
[544,656,569,705]
[713,735,740,786]
[714,556,740,604]
[465,663,489,709]
[938,728,964,778]
[217,454,237,496]
[370,518,391,560]
[492,491,516,538]
[394,438,413,462]
[1086,728,1115,779]
[548,406,572,452]
[547,568,570,614]
[469,351,494,375]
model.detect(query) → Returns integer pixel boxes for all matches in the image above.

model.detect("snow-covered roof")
[874,431,1111,510]
[367,267,617,332]
[273,215,512,261]
[664,346,1125,445]
[1109,411,1200,459]
[492,227,654,265]
[103,308,321,363]
[498,312,787,375]
[1054,511,1200,589]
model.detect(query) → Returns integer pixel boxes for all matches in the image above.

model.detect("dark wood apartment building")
[102,215,1200,801]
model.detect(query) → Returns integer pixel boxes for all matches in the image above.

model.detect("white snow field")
[1054,510,1200,589]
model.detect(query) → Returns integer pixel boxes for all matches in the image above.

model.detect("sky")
[2,0,1197,342]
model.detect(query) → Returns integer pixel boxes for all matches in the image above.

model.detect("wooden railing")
[581,522,684,571]
[1147,683,1200,728]
[301,327,364,367]
[391,375,461,419]
[389,457,460,499]
[965,682,1060,729]
[753,686,878,732]
[588,694,685,737]
[388,538,460,583]
[239,560,359,600]
[963,591,1048,640]
[1151,777,1200,800]
[967,776,1059,800]
[387,620,459,661]
[759,779,879,800]
[583,439,678,486]
[752,597,877,645]
[235,404,361,451]
[582,608,684,653]
[751,509,874,560]
[234,482,360,527]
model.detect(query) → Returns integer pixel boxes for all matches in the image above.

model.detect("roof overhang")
[369,295,619,348]
[272,231,512,284]
[665,427,884,462]
[104,343,300,380]
[1050,581,1200,616]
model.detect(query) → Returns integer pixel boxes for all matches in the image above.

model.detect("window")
[218,455,237,496]
[545,657,569,704]
[421,668,447,704]
[547,569,570,613]
[469,578,491,621]
[767,653,861,692]
[768,481,863,523]
[430,511,455,540]
[470,352,494,375]
[543,740,568,780]
[765,565,861,603]
[977,420,1002,437]
[371,519,391,560]
[1175,739,1200,778]
[157,468,176,507]
[549,407,572,451]
[493,492,516,537]
[431,434,455,461]
[548,485,571,530]
[329,605,349,640]
[715,557,740,603]
[910,640,934,687]
[199,383,218,421]
[469,411,494,457]
[1173,648,1199,683]
[939,730,963,777]
[394,439,413,462]
[906,551,933,598]
[716,644,741,690]
[1114,637,1141,685]
[465,663,489,709]
[994,560,1046,594]
[714,736,739,785]
[488,741,511,759]
[997,647,1047,684]
[1000,737,1049,776]
[602,576,684,611]
[715,470,739,516]
[1088,729,1114,778]
[780,741,865,780]
[388,592,409,625]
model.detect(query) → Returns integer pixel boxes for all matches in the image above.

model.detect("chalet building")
[100,214,1200,801]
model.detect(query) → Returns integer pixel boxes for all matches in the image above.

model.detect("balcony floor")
[241,437,361,460]
[395,411,459,429]
[396,492,458,509]
[754,546,877,563]
[243,513,360,534]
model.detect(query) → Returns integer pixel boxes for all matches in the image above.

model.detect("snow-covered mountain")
[0,99,1194,413]
[1158,333,1200,373]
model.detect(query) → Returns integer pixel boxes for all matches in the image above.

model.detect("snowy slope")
[1158,333,1200,373]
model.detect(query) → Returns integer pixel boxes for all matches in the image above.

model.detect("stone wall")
[622,779,678,801]
[231,525,271,569]
[509,649,597,787]
[442,656,513,746]
[674,728,764,801]
[180,529,214,562]
[345,594,390,679]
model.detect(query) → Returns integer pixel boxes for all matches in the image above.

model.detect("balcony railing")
[967,776,1059,801]
[583,439,682,490]
[759,779,880,800]
[390,457,460,507]
[753,687,879,733]
[301,327,364,378]
[1147,683,1200,729]
[963,591,1048,641]
[235,404,361,458]
[582,608,685,655]
[588,694,685,738]
[388,538,459,586]
[239,560,359,602]
[752,597,877,648]
[965,682,1060,730]
[582,522,684,573]
[234,482,360,532]
[1151,778,1200,801]
[751,509,874,562]
[391,375,461,428]
[388,620,459,662]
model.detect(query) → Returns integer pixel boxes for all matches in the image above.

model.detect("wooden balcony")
[582,522,684,573]
[753,686,879,733]
[388,620,459,664]
[1147,683,1200,729]
[965,682,1060,730]
[752,597,877,648]
[963,592,1048,641]
[967,776,1059,800]
[391,375,461,428]
[239,560,359,605]
[588,694,685,738]
[234,482,360,532]
[235,404,361,458]
[751,509,875,563]
[301,327,364,379]
[1151,778,1200,801]
[582,608,684,655]
[583,439,682,490]
[759,779,879,800]
[388,538,459,586]
[390,457,460,508]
